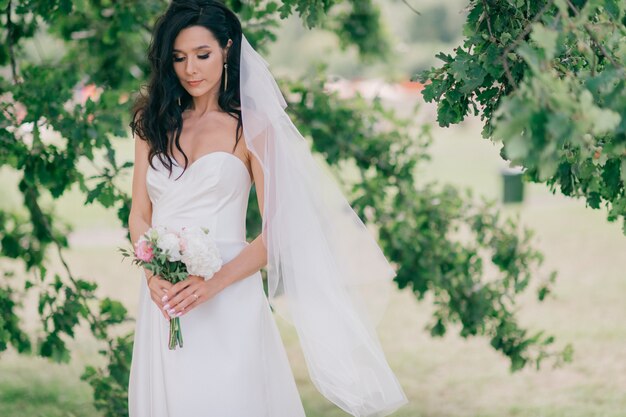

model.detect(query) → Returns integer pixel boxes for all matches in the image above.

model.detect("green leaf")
[530,23,558,60]
[503,134,530,160]
[603,0,621,19]
[516,42,542,72]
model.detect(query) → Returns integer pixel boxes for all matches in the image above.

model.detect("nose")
[185,57,196,75]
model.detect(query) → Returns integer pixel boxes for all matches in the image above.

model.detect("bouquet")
[120,226,222,350]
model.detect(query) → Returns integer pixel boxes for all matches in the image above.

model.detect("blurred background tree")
[0,0,579,415]
[419,0,625,233]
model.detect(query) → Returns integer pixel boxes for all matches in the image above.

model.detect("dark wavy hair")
[129,0,243,177]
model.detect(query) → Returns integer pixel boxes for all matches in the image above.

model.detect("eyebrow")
[172,45,212,53]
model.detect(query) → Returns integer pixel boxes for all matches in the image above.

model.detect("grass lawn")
[1,113,625,416]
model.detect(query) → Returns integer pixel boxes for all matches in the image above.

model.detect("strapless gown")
[128,151,306,417]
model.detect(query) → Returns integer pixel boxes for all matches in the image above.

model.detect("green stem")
[168,317,183,350]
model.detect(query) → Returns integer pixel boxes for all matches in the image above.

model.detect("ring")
[192,293,198,301]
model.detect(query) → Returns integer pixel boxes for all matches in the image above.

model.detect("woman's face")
[172,25,231,99]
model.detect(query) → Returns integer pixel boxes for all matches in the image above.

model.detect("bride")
[127,1,407,416]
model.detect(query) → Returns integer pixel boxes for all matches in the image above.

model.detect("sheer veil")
[239,33,408,417]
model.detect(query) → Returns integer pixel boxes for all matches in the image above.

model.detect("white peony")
[157,231,182,262]
[179,227,222,279]
[148,225,168,241]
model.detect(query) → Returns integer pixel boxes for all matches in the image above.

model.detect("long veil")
[239,33,408,417]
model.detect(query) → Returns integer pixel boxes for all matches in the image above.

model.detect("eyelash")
[173,54,210,63]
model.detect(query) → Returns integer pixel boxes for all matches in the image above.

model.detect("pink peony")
[134,239,154,262]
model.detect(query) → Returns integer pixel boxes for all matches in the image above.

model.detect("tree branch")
[24,183,114,343]
[499,0,555,90]
[564,0,623,69]
[6,0,18,83]
[401,0,421,16]
[481,0,495,42]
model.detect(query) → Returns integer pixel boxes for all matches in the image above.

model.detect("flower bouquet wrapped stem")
[121,226,222,350]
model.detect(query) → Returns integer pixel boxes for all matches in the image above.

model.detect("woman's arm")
[128,136,153,255]
[163,140,267,317]
[128,134,172,320]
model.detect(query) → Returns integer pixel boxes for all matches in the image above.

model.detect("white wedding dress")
[128,151,306,417]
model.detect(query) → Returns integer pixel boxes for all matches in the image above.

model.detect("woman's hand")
[147,274,173,320]
[163,275,223,318]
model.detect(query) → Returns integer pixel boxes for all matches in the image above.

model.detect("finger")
[168,280,196,305]
[169,280,191,297]
[181,292,199,311]
[176,295,200,317]
[159,286,171,304]
[150,280,170,305]
[159,281,173,295]
[159,278,173,290]
[153,280,173,304]
[176,276,202,292]
[151,296,171,320]
[168,285,199,312]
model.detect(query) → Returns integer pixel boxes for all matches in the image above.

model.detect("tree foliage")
[1,0,571,414]
[418,0,626,232]
[285,68,568,371]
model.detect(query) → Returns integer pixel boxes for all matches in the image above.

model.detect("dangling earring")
[177,96,181,106]
[223,63,228,90]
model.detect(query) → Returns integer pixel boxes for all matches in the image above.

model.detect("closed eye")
[173,54,210,63]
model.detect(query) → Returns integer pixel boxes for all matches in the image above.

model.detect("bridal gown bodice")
[128,151,306,417]
[147,151,251,241]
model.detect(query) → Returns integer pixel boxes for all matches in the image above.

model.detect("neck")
[188,87,222,116]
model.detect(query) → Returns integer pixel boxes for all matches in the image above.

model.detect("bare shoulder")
[224,110,245,150]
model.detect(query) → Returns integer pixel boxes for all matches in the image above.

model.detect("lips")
[187,80,203,86]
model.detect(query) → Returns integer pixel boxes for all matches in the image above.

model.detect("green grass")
[0,353,97,417]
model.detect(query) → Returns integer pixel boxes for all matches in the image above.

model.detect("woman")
[127,1,407,416]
